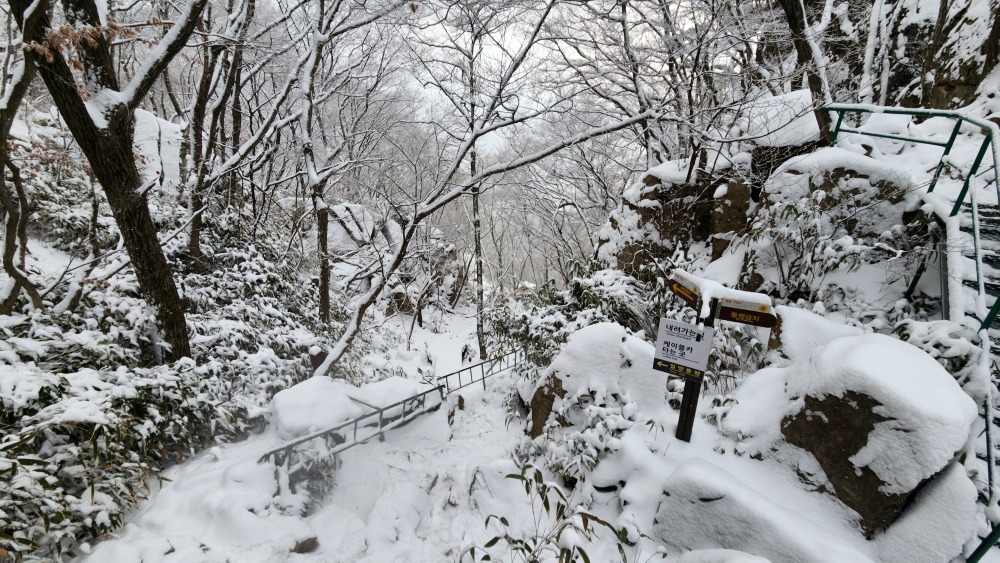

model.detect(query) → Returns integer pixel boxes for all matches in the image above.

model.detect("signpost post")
[654,310,716,442]
[659,271,775,442]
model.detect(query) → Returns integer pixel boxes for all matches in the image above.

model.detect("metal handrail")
[824,103,999,218]
[258,349,526,464]
[438,350,525,394]
[824,104,1000,561]
[824,104,1000,331]
[260,384,443,464]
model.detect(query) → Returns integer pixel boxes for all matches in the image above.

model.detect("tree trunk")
[472,147,486,360]
[87,110,192,361]
[777,0,832,142]
[9,0,195,361]
[316,193,331,323]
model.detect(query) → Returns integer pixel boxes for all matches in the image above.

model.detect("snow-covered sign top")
[672,270,772,322]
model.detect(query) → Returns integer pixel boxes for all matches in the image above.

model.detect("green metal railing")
[826,104,1000,330]
[825,104,1000,562]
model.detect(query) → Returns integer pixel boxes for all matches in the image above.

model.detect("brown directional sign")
[717,298,777,328]
[668,280,699,308]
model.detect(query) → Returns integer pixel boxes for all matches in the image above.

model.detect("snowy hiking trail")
[81,360,525,562]
[77,107,1000,561]
[81,311,891,563]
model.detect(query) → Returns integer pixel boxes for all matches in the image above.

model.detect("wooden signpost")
[660,271,775,442]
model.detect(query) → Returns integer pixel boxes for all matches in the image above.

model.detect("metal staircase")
[960,202,1000,355]
[825,104,1000,560]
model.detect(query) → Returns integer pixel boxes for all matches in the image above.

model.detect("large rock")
[651,459,873,562]
[596,161,715,278]
[527,323,661,437]
[763,147,916,239]
[711,179,752,260]
[723,325,978,538]
[781,391,902,536]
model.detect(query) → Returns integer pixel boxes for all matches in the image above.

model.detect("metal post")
[968,520,1000,563]
[904,230,936,299]
[676,299,718,442]
[928,118,963,193]
[940,235,950,321]
[950,136,992,216]
[830,109,846,146]
[378,408,385,442]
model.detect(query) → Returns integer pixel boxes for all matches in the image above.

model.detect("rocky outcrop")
[604,171,715,279]
[763,148,915,238]
[711,179,752,260]
[781,391,902,537]
[722,324,978,539]
[528,375,565,438]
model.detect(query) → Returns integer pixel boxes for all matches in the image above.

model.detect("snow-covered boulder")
[596,160,714,277]
[764,147,918,239]
[651,459,873,562]
[526,323,665,483]
[724,328,977,537]
[528,322,661,438]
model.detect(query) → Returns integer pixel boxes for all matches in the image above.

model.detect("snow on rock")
[652,459,873,562]
[719,366,788,448]
[644,159,695,186]
[270,376,367,440]
[765,147,917,211]
[735,90,821,148]
[774,305,863,361]
[876,462,979,562]
[535,322,663,416]
[784,333,977,494]
[727,330,976,492]
[724,325,978,537]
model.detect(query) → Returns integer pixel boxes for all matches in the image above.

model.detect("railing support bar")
[950,136,993,217]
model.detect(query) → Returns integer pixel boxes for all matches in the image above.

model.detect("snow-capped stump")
[779,333,977,537]
[652,459,873,562]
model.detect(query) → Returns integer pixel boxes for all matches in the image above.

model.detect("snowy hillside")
[3,0,1000,561]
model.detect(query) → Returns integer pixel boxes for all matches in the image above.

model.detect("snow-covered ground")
[77,305,994,562]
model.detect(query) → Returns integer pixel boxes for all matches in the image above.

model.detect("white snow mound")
[786,333,977,493]
[270,376,367,440]
[654,459,873,562]
[726,331,977,494]
[541,322,664,415]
